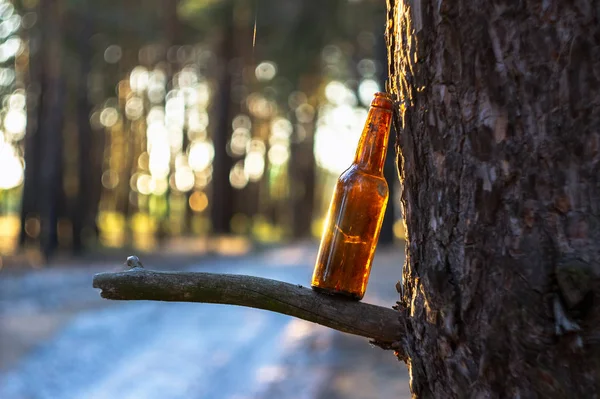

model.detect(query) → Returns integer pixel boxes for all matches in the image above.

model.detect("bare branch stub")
[93,269,404,344]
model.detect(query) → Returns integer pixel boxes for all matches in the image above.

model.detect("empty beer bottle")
[311,92,393,301]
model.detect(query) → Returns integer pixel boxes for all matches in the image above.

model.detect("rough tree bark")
[386,0,600,397]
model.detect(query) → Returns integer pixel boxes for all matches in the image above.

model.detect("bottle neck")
[353,105,392,175]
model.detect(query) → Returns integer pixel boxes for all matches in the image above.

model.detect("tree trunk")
[209,2,236,235]
[386,0,600,397]
[289,76,316,239]
[72,0,98,253]
[37,0,66,259]
[19,1,44,247]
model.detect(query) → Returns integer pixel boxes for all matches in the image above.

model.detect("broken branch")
[93,268,403,344]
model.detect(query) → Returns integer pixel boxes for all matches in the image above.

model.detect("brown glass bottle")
[311,92,393,300]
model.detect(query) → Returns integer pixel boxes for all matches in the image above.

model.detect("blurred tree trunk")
[155,0,183,242]
[166,0,194,236]
[210,2,236,235]
[288,74,317,239]
[115,2,139,233]
[72,1,100,253]
[37,0,66,258]
[19,15,42,247]
[387,0,600,397]
[286,2,322,239]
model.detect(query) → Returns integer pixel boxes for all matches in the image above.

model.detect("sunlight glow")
[324,80,357,106]
[168,126,183,152]
[267,144,289,166]
[0,16,19,40]
[3,108,25,139]
[0,144,23,189]
[358,79,380,107]
[147,106,164,124]
[313,82,369,174]
[147,69,167,103]
[152,177,169,195]
[148,144,171,179]
[188,139,214,172]
[130,66,149,93]
[244,151,265,181]
[9,90,25,109]
[165,94,185,127]
[0,36,21,62]
[0,3,14,20]
[174,166,195,192]
[136,174,153,195]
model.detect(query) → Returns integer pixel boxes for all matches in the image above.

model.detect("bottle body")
[311,92,392,300]
[311,166,389,299]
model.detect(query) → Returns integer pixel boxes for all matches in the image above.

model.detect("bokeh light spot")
[188,140,215,172]
[175,167,195,192]
[358,79,380,107]
[255,61,277,82]
[104,45,122,64]
[189,191,209,212]
[0,144,23,189]
[244,151,265,181]
[100,107,119,127]
[268,144,289,166]
[229,161,248,189]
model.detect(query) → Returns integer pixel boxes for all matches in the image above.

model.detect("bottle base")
[311,285,363,301]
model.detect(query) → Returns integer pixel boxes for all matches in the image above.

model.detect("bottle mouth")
[371,92,393,110]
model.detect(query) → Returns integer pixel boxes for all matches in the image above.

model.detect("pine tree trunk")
[386,0,600,397]
[289,75,317,239]
[73,1,98,253]
[19,47,42,247]
[37,0,66,259]
[210,2,236,235]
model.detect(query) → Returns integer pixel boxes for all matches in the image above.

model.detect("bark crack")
[386,0,397,97]
[443,85,470,337]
